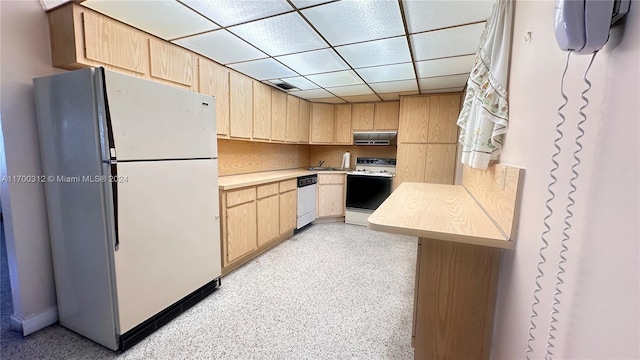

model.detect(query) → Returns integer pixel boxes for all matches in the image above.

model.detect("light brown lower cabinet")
[221,179,298,274]
[316,173,345,218]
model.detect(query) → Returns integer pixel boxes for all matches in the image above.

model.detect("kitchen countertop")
[218,168,347,190]
[367,182,514,249]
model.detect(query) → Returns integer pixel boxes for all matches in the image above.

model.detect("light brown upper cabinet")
[252,82,272,140]
[285,95,300,143]
[374,101,400,131]
[398,96,431,143]
[334,104,353,145]
[428,94,461,143]
[310,103,334,144]
[271,89,287,142]
[298,100,310,144]
[149,39,195,88]
[351,103,375,131]
[229,72,253,139]
[199,58,230,136]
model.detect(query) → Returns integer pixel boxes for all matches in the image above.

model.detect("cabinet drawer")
[318,174,345,185]
[226,187,256,207]
[257,183,279,199]
[279,179,297,193]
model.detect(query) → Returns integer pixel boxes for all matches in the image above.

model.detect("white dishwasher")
[296,174,317,229]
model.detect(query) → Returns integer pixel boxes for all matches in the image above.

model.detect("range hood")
[353,131,398,145]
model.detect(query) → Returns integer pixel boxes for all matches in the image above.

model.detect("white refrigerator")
[33,68,221,351]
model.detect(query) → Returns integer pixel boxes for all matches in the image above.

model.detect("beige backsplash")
[218,139,310,176]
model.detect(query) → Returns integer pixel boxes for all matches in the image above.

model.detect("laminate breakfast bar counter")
[368,165,523,360]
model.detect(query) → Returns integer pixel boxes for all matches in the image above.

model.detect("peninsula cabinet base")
[413,238,502,360]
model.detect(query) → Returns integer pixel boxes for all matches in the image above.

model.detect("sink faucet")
[317,160,324,167]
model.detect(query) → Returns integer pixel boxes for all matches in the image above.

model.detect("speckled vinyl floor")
[1,222,417,360]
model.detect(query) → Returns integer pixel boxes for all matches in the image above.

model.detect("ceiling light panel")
[416,55,476,78]
[307,70,363,88]
[326,84,373,97]
[173,30,266,65]
[229,58,297,80]
[335,36,411,69]
[276,49,348,75]
[340,95,381,103]
[419,74,469,90]
[403,0,494,33]
[229,12,327,56]
[356,63,415,83]
[369,79,418,93]
[83,0,218,40]
[290,0,335,9]
[410,23,485,61]
[279,76,320,90]
[180,0,293,27]
[292,89,334,99]
[301,0,404,46]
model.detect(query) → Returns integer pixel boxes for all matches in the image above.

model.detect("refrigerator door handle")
[111,163,120,251]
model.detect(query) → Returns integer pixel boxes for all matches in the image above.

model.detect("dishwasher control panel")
[297,174,317,187]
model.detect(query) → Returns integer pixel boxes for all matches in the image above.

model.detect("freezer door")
[103,70,217,161]
[111,159,221,333]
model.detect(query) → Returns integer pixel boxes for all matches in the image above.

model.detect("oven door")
[346,174,393,211]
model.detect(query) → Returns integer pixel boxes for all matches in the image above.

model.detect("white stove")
[345,158,396,226]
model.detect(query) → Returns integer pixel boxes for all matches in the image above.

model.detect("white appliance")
[33,67,221,351]
[345,158,396,226]
[296,174,317,229]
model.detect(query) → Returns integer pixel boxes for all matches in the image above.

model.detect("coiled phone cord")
[525,50,571,360]
[544,51,598,360]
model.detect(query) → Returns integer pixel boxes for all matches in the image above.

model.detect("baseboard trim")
[11,307,58,336]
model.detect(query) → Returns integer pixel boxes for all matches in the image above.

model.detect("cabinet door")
[310,103,334,144]
[334,104,352,145]
[226,202,257,262]
[351,103,374,130]
[317,184,345,217]
[428,94,461,143]
[374,101,399,130]
[82,11,149,74]
[199,59,230,136]
[229,72,253,139]
[279,190,297,234]
[252,82,272,140]
[257,195,279,246]
[425,144,457,184]
[399,96,430,143]
[149,38,195,88]
[285,95,300,142]
[298,100,310,143]
[395,144,427,186]
[271,89,287,142]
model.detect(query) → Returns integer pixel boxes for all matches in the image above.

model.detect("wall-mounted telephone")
[554,0,631,54]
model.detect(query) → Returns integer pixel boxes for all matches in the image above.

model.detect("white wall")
[0,0,62,334]
[493,1,639,359]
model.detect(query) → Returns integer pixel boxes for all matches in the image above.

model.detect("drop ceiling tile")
[335,36,411,69]
[276,49,348,75]
[181,0,293,27]
[310,97,346,104]
[410,23,485,61]
[174,30,266,65]
[326,84,373,97]
[403,0,494,33]
[290,0,335,9]
[229,58,297,80]
[416,55,476,78]
[83,0,218,40]
[369,79,418,93]
[378,91,419,101]
[301,1,404,46]
[356,63,415,83]
[341,95,382,103]
[279,76,319,90]
[229,12,326,56]
[419,74,469,90]
[307,70,363,88]
[292,89,334,99]
[421,87,465,94]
